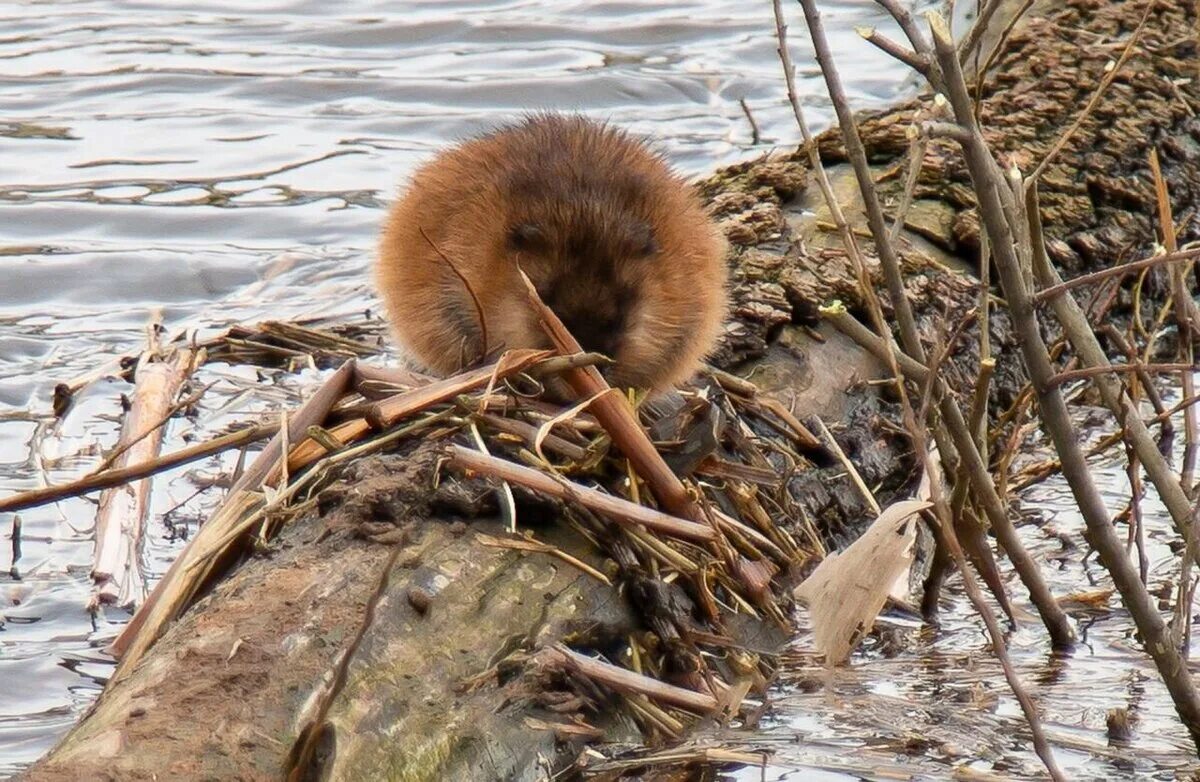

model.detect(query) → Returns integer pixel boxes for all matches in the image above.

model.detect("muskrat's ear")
[507,222,546,253]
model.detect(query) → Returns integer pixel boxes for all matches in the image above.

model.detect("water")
[726,411,1200,781]
[6,0,1175,778]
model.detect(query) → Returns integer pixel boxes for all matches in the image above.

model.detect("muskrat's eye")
[507,222,546,253]
[631,224,658,258]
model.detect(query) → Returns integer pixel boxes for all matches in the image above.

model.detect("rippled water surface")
[11,0,1170,778]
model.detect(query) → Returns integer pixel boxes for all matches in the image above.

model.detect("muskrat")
[374,113,728,392]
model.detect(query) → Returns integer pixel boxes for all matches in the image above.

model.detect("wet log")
[21,0,1200,778]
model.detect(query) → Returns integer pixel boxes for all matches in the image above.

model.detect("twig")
[1034,246,1200,302]
[1048,362,1198,388]
[1149,148,1197,493]
[957,0,1004,65]
[539,644,718,714]
[518,269,702,523]
[284,532,409,780]
[857,26,929,74]
[800,3,1069,776]
[367,349,551,430]
[445,446,716,545]
[418,224,489,368]
[0,423,276,516]
[811,416,880,515]
[231,360,357,494]
[1028,183,1200,560]
[738,98,761,145]
[1026,0,1157,187]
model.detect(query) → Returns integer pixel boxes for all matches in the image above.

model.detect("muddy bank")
[21,0,1200,778]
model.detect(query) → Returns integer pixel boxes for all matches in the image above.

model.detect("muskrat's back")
[375,113,728,391]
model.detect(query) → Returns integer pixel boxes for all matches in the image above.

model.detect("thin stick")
[1025,0,1157,186]
[517,269,703,523]
[798,4,1068,776]
[230,360,356,494]
[1048,363,1198,388]
[0,422,276,516]
[1028,183,1200,561]
[857,26,929,74]
[284,534,408,780]
[89,379,210,477]
[418,224,489,366]
[811,416,880,515]
[1034,247,1200,302]
[540,644,718,714]
[738,98,761,145]
[366,349,550,430]
[445,445,716,544]
[1149,148,1197,492]
[957,0,1004,65]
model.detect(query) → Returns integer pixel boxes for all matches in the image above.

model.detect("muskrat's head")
[505,212,655,357]
[471,114,725,393]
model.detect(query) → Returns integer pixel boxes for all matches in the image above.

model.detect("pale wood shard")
[92,350,194,607]
[793,499,929,665]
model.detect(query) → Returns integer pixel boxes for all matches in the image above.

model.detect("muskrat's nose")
[559,312,621,360]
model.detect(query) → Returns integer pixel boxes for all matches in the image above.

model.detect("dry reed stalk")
[366,348,551,429]
[230,359,357,493]
[474,413,591,463]
[269,417,373,482]
[92,349,195,606]
[810,416,880,515]
[0,422,276,515]
[446,446,716,544]
[517,271,702,522]
[540,644,718,714]
[474,532,611,585]
[352,361,435,392]
[110,489,263,668]
[113,360,358,660]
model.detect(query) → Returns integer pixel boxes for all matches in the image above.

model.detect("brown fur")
[374,114,728,391]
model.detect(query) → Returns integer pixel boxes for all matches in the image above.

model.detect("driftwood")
[19,0,1200,778]
[92,347,196,607]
